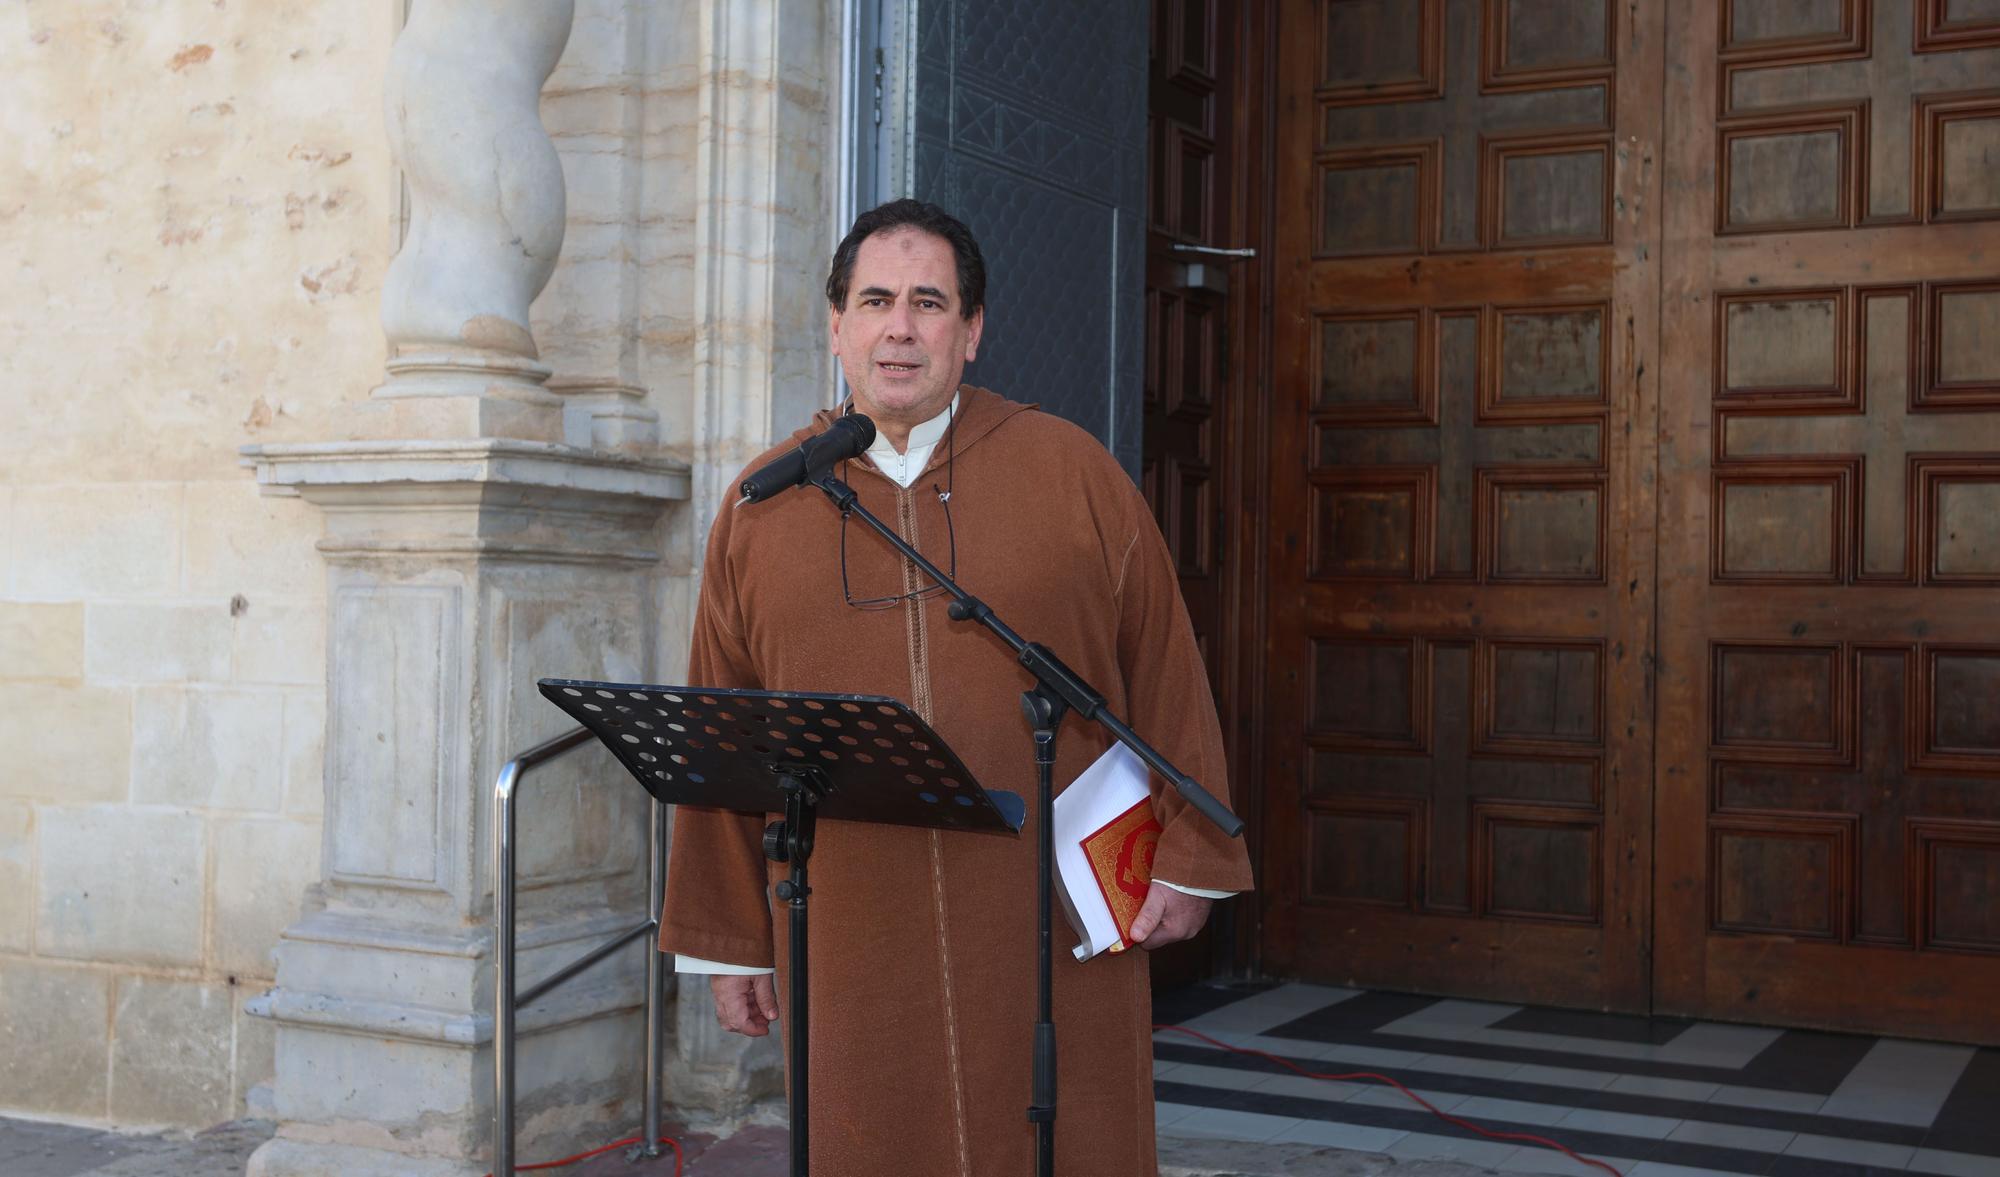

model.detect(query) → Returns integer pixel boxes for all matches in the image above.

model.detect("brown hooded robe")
[660,387,1253,1176]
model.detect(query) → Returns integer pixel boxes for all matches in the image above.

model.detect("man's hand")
[711,973,779,1037]
[1129,886,1212,949]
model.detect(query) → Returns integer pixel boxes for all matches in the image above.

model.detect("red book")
[1078,796,1164,953]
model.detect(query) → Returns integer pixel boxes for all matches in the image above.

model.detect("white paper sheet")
[1052,742,1153,962]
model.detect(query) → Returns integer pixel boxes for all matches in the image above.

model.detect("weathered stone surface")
[322,580,456,889]
[0,801,33,952]
[3,3,404,1132]
[0,602,86,681]
[280,690,325,817]
[0,683,132,803]
[182,482,326,599]
[531,0,662,454]
[37,806,204,967]
[266,1027,482,1151]
[501,591,649,892]
[670,978,784,1115]
[211,817,321,978]
[10,485,182,599]
[2,5,401,487]
[85,601,234,683]
[249,1138,484,1177]
[231,600,326,687]
[234,987,278,1117]
[0,959,110,1116]
[0,487,12,597]
[110,977,234,1126]
[513,1006,649,1158]
[131,686,285,811]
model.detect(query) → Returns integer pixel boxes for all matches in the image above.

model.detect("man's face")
[829,228,984,432]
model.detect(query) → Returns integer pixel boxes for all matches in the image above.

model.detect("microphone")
[739,413,877,503]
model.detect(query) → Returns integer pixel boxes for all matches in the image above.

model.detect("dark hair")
[825,199,986,320]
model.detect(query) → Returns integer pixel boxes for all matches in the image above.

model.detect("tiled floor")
[1154,983,2000,1177]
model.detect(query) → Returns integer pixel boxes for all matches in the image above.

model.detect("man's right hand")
[711,973,779,1037]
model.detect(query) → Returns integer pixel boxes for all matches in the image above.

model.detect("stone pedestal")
[237,3,698,1173]
[240,443,687,1176]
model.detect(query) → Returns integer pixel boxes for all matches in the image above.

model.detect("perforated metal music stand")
[538,677,1024,1177]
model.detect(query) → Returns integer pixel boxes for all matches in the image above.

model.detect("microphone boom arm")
[807,470,1244,839]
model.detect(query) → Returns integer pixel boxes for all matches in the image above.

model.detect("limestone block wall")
[0,1,400,1127]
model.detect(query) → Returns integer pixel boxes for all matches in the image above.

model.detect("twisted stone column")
[371,0,575,441]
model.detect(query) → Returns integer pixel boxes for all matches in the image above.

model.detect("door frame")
[1141,0,1281,985]
[1212,0,1279,980]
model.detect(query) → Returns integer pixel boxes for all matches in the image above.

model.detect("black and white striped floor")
[1151,984,2000,1177]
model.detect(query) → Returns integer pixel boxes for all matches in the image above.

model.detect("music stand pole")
[764,770,822,1177]
[543,680,1023,1177]
[1023,686,1066,1176]
[805,470,1240,837]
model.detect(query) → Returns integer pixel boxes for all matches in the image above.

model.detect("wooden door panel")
[1264,0,1662,1011]
[1657,0,2000,1041]
[1306,640,1605,911]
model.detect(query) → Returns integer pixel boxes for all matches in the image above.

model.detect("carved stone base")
[239,439,687,1174]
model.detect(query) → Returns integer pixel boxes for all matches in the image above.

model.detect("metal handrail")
[493,724,670,1176]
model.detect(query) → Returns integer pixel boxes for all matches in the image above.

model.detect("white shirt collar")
[863,392,958,488]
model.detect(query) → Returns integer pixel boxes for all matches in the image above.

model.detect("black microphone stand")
[803,469,1243,1177]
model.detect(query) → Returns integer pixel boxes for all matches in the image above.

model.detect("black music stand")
[539,678,1024,1177]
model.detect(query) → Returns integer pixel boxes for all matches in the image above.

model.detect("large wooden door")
[1655,0,2000,1042]
[1262,0,1664,1010]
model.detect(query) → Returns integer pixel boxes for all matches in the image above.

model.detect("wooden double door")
[1256,0,2000,1040]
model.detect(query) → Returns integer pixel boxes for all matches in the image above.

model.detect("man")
[661,200,1253,1175]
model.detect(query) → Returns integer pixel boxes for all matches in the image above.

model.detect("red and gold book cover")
[1080,797,1163,953]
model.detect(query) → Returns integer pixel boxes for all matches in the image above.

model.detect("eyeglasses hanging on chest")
[839,407,959,611]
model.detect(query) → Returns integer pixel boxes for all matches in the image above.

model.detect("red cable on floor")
[1154,1023,1624,1177]
[482,1133,683,1177]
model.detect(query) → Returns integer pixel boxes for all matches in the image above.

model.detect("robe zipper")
[898,484,972,1177]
